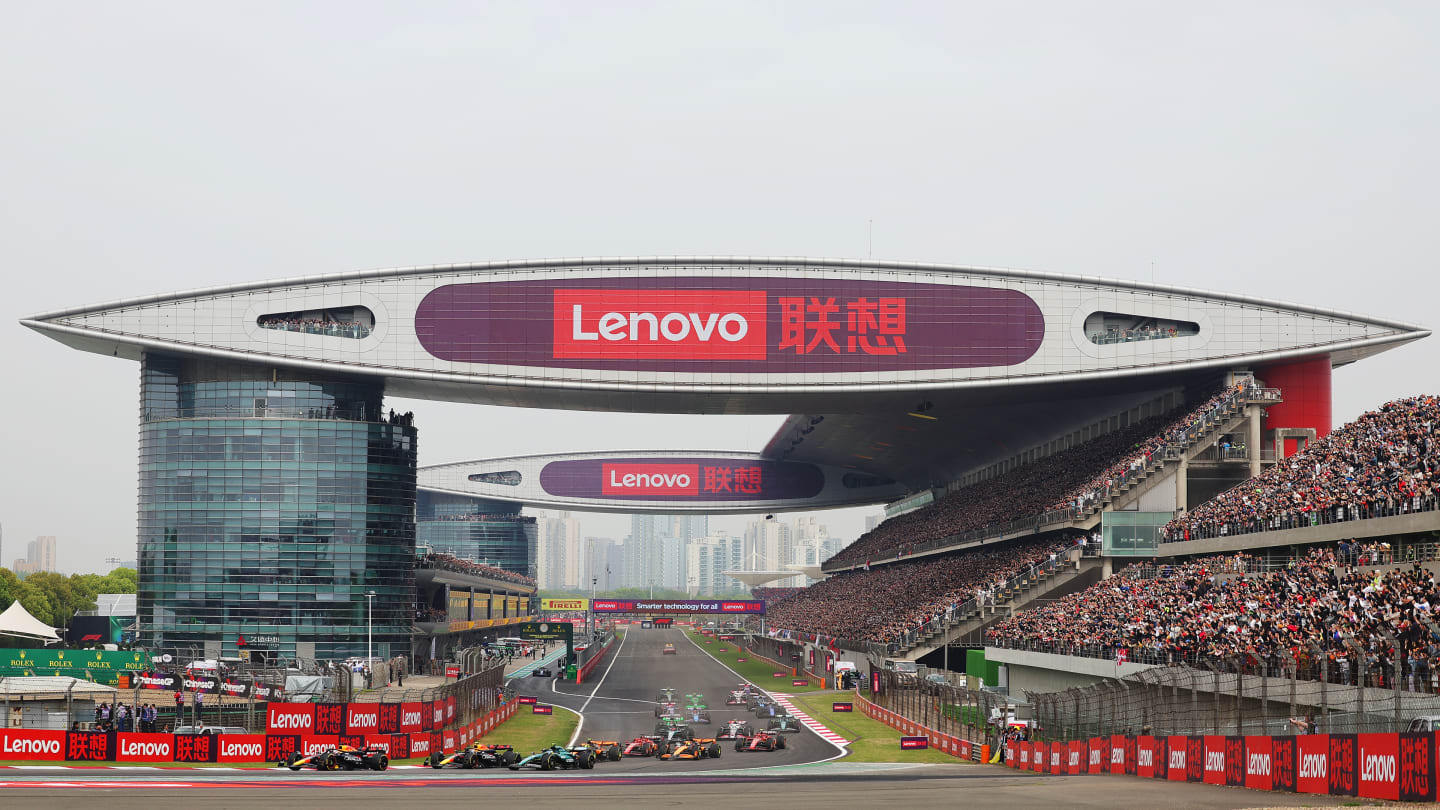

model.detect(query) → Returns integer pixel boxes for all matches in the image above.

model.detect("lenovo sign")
[554,289,765,360]
[415,277,1044,374]
[603,464,697,496]
[267,703,315,733]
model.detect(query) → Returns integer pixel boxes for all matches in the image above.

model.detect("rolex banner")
[1,648,153,685]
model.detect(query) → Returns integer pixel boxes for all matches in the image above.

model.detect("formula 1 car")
[654,717,693,737]
[683,693,707,708]
[429,743,518,769]
[655,702,679,718]
[766,715,804,733]
[658,736,722,760]
[735,730,788,752]
[622,736,662,757]
[656,687,677,702]
[532,666,553,677]
[662,643,677,655]
[286,744,389,771]
[583,739,624,761]
[509,744,596,771]
[715,719,755,740]
[678,705,712,724]
[751,697,782,718]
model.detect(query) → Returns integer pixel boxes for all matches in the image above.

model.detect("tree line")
[0,566,138,629]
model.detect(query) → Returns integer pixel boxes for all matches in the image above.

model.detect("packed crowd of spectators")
[1163,395,1440,542]
[985,541,1440,691]
[417,552,536,587]
[258,316,370,339]
[751,587,803,606]
[829,383,1251,566]
[767,536,1081,645]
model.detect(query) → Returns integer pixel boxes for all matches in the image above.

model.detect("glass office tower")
[137,354,416,662]
[416,491,536,581]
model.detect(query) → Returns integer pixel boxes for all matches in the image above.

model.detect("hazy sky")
[3,3,1438,573]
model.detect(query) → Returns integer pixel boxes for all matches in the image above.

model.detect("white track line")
[681,631,849,762]
[562,630,629,746]
[770,694,850,744]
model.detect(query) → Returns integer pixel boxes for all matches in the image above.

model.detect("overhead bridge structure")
[21,256,1429,660]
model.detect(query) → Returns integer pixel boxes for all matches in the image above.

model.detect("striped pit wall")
[854,690,984,761]
[1005,732,1434,802]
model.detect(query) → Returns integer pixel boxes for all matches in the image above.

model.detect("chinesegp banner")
[589,599,765,615]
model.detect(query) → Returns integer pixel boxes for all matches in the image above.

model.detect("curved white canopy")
[0,601,61,644]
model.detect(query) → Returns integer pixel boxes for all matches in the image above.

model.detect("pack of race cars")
[285,683,804,773]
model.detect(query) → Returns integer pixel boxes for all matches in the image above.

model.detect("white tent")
[0,601,62,644]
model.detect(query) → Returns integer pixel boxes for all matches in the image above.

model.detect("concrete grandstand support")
[893,555,1105,663]
[1154,508,1440,557]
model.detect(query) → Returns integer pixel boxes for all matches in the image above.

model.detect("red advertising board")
[1137,736,1156,779]
[1244,736,1273,791]
[409,733,432,758]
[400,702,424,733]
[267,702,315,734]
[172,732,217,763]
[1296,733,1329,794]
[215,734,267,763]
[0,728,66,761]
[1166,736,1189,782]
[1088,737,1104,774]
[346,703,379,735]
[1068,740,1083,774]
[1357,733,1399,801]
[442,730,457,752]
[1109,735,1125,774]
[899,736,928,750]
[1202,736,1226,785]
[1032,741,1045,772]
[1401,732,1436,802]
[115,732,175,762]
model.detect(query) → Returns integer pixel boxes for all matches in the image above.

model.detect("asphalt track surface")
[0,629,1355,807]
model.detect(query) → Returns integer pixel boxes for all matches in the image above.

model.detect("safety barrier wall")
[0,698,523,765]
[852,689,978,760]
[1002,732,1434,802]
[736,644,822,687]
[576,634,618,684]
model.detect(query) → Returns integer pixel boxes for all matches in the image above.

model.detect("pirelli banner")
[540,598,589,612]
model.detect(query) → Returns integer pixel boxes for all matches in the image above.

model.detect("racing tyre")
[578,751,594,769]
[657,742,669,757]
[607,745,622,761]
[708,743,721,758]
[325,757,342,772]
[776,736,787,749]
[372,755,389,771]
[287,753,303,771]
[734,741,744,752]
[540,753,556,771]
[503,750,518,766]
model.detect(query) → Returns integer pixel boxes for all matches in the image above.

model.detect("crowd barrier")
[576,634,618,684]
[853,689,980,760]
[1004,732,1433,802]
[0,699,522,765]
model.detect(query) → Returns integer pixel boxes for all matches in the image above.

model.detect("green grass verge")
[484,703,580,753]
[786,693,971,765]
[685,631,826,692]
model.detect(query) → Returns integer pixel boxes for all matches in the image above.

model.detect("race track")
[512,626,841,771]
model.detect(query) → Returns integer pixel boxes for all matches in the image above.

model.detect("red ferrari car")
[734,731,788,752]
[622,736,661,757]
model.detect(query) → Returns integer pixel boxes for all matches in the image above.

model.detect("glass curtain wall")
[137,354,416,661]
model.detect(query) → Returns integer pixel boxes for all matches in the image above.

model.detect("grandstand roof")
[24,256,1427,489]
